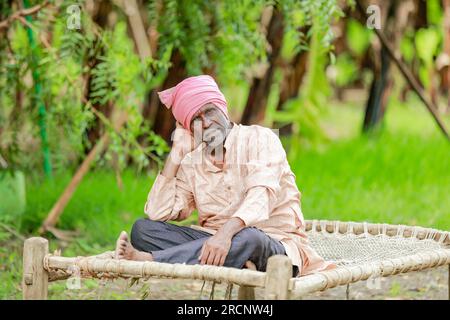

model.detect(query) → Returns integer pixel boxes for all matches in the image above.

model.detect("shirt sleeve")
[231,186,270,226]
[144,165,196,222]
[243,127,286,200]
[232,128,287,226]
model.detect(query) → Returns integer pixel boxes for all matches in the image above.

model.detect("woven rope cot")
[22,220,450,300]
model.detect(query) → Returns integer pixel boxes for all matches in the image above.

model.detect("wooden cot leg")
[23,237,49,300]
[264,255,292,300]
[238,285,255,300]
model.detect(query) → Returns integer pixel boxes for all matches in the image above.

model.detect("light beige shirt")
[144,123,335,276]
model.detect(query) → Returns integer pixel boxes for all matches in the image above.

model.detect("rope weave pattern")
[306,220,449,267]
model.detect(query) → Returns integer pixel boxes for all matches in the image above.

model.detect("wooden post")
[238,286,256,300]
[23,237,49,300]
[264,255,292,300]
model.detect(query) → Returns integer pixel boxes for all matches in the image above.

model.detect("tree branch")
[0,1,50,30]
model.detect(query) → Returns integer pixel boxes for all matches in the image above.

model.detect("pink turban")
[157,75,228,130]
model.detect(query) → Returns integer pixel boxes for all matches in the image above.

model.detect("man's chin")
[204,140,224,150]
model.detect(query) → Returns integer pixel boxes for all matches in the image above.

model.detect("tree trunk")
[363,45,392,131]
[414,0,428,30]
[118,0,152,61]
[274,27,310,136]
[440,0,450,112]
[241,8,284,125]
[152,49,187,143]
[362,0,397,132]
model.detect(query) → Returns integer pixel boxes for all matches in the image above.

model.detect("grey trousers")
[130,218,298,276]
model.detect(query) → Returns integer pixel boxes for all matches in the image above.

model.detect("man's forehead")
[192,103,217,118]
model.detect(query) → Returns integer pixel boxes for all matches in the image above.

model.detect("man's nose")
[202,115,212,129]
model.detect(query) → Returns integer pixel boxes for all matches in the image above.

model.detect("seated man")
[115,75,334,276]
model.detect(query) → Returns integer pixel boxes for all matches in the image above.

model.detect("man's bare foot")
[244,260,256,270]
[115,231,153,261]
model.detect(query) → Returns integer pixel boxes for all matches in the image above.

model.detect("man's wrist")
[215,217,245,240]
[161,150,183,178]
[170,148,185,164]
[214,229,232,240]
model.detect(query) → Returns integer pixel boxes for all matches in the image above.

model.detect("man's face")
[190,103,231,149]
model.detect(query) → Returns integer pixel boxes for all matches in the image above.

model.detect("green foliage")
[415,28,440,66]
[333,52,358,87]
[212,0,267,84]
[0,1,170,174]
[0,171,26,225]
[151,0,268,84]
[346,18,372,57]
[399,31,415,64]
[301,0,344,48]
[415,27,441,88]
[426,0,443,26]
[1,0,351,173]
[0,235,23,300]
[274,13,337,156]
[281,28,305,61]
[150,0,343,86]
[270,0,345,159]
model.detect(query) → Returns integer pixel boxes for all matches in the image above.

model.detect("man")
[115,75,334,276]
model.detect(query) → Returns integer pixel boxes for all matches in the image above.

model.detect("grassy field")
[1,99,449,299]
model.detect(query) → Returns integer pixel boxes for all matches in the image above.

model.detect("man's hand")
[198,217,245,266]
[171,122,201,163]
[162,122,203,179]
[198,233,232,266]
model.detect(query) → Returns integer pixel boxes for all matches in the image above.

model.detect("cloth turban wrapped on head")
[157,75,229,131]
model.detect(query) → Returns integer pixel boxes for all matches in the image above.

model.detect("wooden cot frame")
[22,220,450,300]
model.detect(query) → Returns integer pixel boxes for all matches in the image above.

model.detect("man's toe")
[119,231,128,241]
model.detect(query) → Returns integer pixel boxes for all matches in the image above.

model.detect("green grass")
[21,170,154,246]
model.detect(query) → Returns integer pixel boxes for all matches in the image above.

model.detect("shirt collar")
[203,122,237,173]
[224,122,238,151]
[204,154,221,173]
